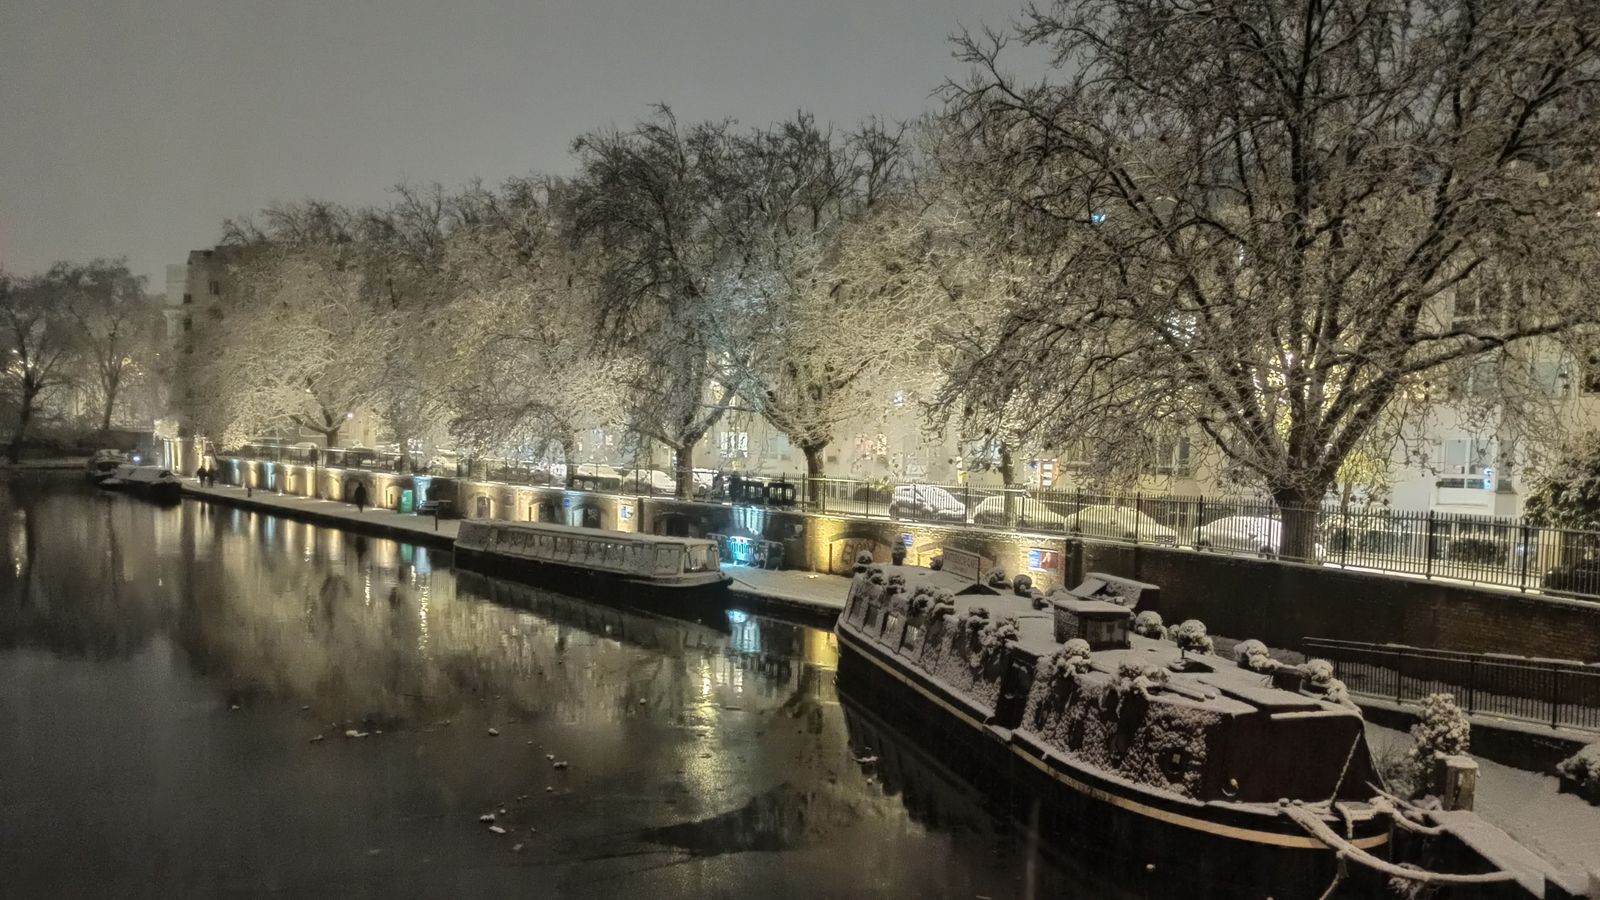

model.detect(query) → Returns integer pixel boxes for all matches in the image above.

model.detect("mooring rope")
[1281,805,1516,886]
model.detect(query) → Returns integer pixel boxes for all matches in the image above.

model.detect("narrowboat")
[835,561,1572,898]
[454,520,729,608]
[99,464,182,503]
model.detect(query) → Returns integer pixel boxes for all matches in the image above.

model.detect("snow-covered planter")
[1556,742,1600,805]
[1132,610,1166,639]
[854,550,874,573]
[1012,574,1033,596]
[906,584,937,616]
[985,568,1009,589]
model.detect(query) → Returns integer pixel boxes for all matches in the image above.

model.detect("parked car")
[888,484,966,522]
[1543,555,1600,599]
[1194,515,1325,560]
[970,495,1071,531]
[619,469,678,494]
[571,464,622,491]
[1063,505,1178,544]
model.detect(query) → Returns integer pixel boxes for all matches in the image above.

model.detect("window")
[182,292,193,305]
[764,432,791,460]
[208,280,220,295]
[1152,436,1192,477]
[1439,437,1493,476]
[182,316,192,333]
[718,431,749,459]
[1452,278,1508,329]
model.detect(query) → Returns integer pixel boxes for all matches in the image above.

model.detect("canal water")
[0,474,1144,899]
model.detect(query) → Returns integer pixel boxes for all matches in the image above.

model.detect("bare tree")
[0,269,77,461]
[55,259,155,434]
[940,0,1600,556]
[566,107,760,497]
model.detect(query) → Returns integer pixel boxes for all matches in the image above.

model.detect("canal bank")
[180,481,850,624]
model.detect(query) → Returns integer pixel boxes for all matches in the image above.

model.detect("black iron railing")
[1304,637,1600,733]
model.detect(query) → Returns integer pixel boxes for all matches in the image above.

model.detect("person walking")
[353,482,368,514]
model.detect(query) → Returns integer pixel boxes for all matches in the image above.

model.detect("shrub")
[1407,693,1471,797]
[1556,742,1600,805]
[1448,536,1505,565]
[1233,639,1268,668]
[1173,619,1214,657]
[1304,658,1335,687]
[1133,610,1166,639]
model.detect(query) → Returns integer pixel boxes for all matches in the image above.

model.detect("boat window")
[656,546,680,575]
[626,545,651,572]
[883,611,903,640]
[604,543,625,568]
[537,535,554,557]
[900,623,924,654]
[864,601,883,631]
[553,536,570,561]
[685,547,707,572]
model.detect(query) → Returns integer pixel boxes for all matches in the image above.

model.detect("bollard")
[1439,755,1478,811]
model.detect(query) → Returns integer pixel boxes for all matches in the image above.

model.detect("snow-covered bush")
[1323,677,1353,707]
[929,589,957,619]
[1133,610,1166,639]
[1012,574,1033,596]
[1406,693,1471,796]
[986,568,1009,589]
[1304,658,1336,687]
[1233,639,1275,671]
[1116,660,1169,696]
[1556,742,1600,805]
[854,551,874,572]
[868,567,886,585]
[887,573,906,589]
[976,615,1019,661]
[1173,619,1214,657]
[907,584,936,616]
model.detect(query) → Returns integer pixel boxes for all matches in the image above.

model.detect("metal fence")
[1305,638,1600,733]
[215,450,1600,602]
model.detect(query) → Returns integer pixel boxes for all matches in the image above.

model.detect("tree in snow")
[717,116,943,495]
[566,107,765,498]
[213,202,385,447]
[1523,430,1600,532]
[53,259,160,434]
[441,176,623,476]
[937,0,1600,558]
[0,267,78,460]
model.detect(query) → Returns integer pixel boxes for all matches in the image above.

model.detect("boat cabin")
[456,520,724,587]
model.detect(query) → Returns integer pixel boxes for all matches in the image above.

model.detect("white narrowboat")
[454,520,729,605]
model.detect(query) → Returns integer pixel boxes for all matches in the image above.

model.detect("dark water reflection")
[0,474,1130,899]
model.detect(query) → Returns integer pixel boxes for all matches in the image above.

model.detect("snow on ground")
[1365,722,1600,877]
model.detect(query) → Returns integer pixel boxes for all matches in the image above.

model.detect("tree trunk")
[560,435,578,488]
[673,448,695,500]
[8,386,37,463]
[99,380,118,434]
[998,443,1018,525]
[1272,485,1325,562]
[322,426,339,448]
[802,442,826,505]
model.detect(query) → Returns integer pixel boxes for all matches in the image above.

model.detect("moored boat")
[834,557,1578,898]
[99,464,182,503]
[83,450,126,484]
[454,520,729,609]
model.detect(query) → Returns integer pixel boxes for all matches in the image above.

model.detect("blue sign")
[901,533,913,547]
[1483,467,1495,491]
[562,496,573,509]
[620,505,633,521]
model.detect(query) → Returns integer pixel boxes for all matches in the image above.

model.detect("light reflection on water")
[0,474,1136,900]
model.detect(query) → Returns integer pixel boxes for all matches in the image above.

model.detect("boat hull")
[99,479,182,504]
[454,545,730,616]
[835,624,1388,899]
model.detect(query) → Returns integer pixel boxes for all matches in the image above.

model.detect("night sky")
[0,0,1026,284]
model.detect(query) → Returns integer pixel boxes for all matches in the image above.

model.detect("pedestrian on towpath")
[353,482,368,514]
